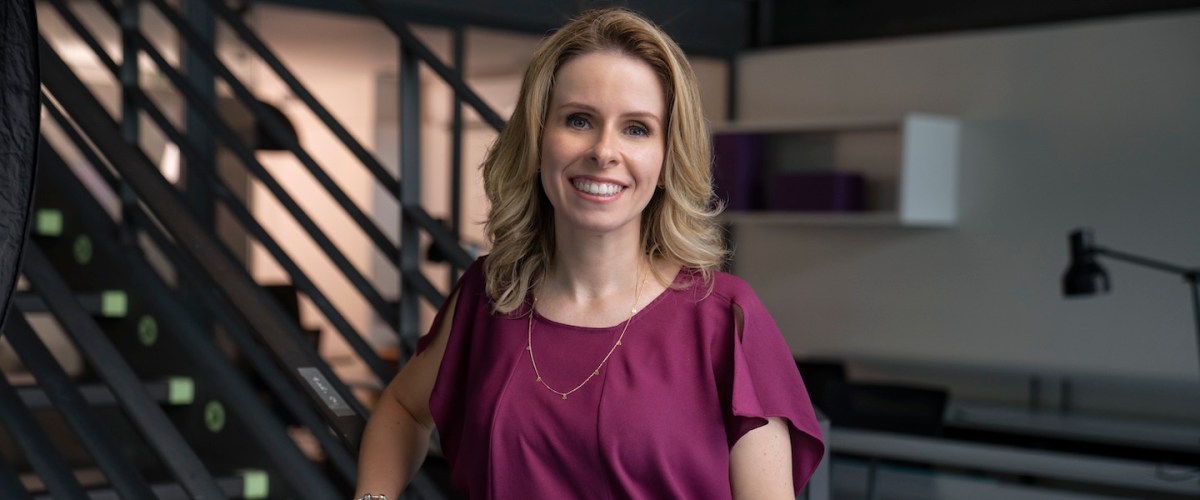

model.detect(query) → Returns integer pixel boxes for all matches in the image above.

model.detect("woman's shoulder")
[670,267,767,314]
[443,255,490,307]
[686,268,758,302]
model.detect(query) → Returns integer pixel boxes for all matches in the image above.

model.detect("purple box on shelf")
[712,133,763,211]
[769,172,865,212]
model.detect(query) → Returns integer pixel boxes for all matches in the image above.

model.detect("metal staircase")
[4,0,505,497]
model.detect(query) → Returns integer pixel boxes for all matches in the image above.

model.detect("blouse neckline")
[528,265,688,333]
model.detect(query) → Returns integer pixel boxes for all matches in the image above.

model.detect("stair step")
[15,291,128,318]
[28,469,268,500]
[16,378,194,410]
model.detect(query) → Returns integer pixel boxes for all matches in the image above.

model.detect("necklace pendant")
[561,394,568,400]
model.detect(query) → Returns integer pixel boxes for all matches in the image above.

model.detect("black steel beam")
[129,30,398,327]
[0,348,89,499]
[36,137,352,495]
[4,311,158,500]
[123,86,392,382]
[15,291,113,316]
[195,0,401,196]
[38,93,120,192]
[16,379,174,410]
[128,207,359,485]
[147,0,402,267]
[31,474,251,500]
[449,24,465,284]
[39,34,367,452]
[20,247,228,499]
[354,0,506,130]
[0,452,30,500]
[399,43,422,345]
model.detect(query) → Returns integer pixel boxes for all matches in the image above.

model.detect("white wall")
[733,12,1200,386]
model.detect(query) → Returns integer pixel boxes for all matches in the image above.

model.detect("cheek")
[538,132,573,172]
[637,150,666,184]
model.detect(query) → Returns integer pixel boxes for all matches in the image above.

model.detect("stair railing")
[40,0,504,382]
[31,131,356,496]
[2,309,158,500]
[36,0,515,496]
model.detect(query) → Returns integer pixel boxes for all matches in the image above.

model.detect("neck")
[547,225,646,303]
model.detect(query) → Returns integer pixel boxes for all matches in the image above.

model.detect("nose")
[590,128,619,167]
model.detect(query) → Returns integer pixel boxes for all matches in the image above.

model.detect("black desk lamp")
[1063,228,1200,379]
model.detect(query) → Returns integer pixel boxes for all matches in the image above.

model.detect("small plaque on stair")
[297,367,354,416]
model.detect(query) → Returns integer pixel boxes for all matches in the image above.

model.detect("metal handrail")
[126,80,391,379]
[0,453,30,500]
[146,0,402,265]
[196,0,487,270]
[132,29,398,326]
[41,0,396,381]
[39,35,369,452]
[202,0,485,267]
[0,371,89,499]
[36,0,515,494]
[4,312,158,500]
[39,134,358,487]
[45,0,119,75]
[46,0,481,337]
[128,208,360,483]
[352,0,506,130]
[21,246,229,499]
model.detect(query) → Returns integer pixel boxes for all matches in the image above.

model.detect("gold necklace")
[526,273,648,400]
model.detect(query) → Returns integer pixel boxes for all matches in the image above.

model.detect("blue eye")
[627,124,649,137]
[567,114,590,129]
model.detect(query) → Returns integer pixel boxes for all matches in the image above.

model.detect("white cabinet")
[712,113,960,227]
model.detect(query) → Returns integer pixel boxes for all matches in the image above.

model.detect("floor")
[829,458,1128,500]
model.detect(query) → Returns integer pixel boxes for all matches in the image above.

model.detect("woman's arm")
[730,416,794,500]
[354,290,459,499]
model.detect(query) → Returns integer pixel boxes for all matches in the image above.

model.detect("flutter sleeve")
[724,284,826,492]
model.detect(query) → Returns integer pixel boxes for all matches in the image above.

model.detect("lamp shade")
[1063,229,1111,296]
[254,101,298,151]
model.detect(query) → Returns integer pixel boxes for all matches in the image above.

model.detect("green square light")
[100,290,128,318]
[167,377,194,405]
[36,210,63,236]
[238,469,269,499]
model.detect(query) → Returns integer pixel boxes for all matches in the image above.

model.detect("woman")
[356,8,823,500]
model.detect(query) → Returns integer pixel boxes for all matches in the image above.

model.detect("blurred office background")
[6,0,1199,498]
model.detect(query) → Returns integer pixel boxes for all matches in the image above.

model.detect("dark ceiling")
[756,0,1200,47]
[260,0,1200,56]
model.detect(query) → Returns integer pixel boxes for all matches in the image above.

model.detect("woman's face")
[539,50,666,242]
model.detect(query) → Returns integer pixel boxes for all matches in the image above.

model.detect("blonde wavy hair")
[482,7,726,314]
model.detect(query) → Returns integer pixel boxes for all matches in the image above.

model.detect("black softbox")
[0,0,39,331]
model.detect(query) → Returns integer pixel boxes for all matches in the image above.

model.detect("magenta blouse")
[420,258,824,499]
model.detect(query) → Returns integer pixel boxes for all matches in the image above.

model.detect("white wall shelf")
[713,113,960,227]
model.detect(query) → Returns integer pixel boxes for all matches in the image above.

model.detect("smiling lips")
[572,178,625,198]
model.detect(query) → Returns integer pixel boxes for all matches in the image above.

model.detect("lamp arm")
[1086,241,1200,382]
[1093,246,1198,280]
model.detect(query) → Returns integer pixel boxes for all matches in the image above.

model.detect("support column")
[398,44,422,350]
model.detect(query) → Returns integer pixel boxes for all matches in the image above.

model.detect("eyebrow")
[557,102,662,123]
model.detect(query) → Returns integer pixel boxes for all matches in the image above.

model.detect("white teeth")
[573,179,623,196]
